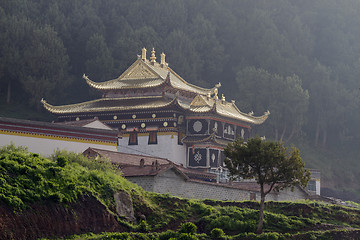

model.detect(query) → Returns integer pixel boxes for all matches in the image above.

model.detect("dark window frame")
[129,132,138,145]
[148,131,158,144]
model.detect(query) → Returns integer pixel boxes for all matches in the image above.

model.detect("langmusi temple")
[41,48,269,178]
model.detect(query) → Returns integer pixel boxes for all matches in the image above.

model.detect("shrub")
[177,233,199,240]
[210,228,225,239]
[179,222,197,234]
[159,230,176,240]
[56,155,68,167]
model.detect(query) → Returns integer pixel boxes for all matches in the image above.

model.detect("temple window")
[148,132,158,144]
[129,132,138,145]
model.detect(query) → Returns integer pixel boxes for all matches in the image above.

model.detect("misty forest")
[1,0,360,201]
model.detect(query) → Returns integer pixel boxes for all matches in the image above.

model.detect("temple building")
[41,48,269,176]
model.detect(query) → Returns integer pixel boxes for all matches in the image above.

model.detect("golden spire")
[141,47,147,60]
[150,48,156,63]
[160,52,166,65]
[214,88,218,99]
[221,94,225,101]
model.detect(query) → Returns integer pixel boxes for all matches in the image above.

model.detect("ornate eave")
[41,96,178,115]
[182,132,230,147]
[187,95,270,125]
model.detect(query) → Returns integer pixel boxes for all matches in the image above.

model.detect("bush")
[56,155,68,167]
[159,230,176,240]
[179,222,197,234]
[177,233,199,240]
[210,228,225,239]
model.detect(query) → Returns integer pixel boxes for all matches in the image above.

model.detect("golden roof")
[188,95,269,125]
[41,96,176,114]
[84,57,214,95]
[41,94,268,125]
[42,49,269,126]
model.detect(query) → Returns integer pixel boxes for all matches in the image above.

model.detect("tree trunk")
[280,124,287,142]
[315,119,320,147]
[274,128,278,141]
[286,125,296,143]
[256,186,265,234]
[322,128,327,148]
[6,80,11,104]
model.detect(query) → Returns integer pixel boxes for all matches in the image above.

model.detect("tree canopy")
[224,137,310,233]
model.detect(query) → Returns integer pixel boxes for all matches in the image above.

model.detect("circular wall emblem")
[113,115,117,120]
[152,114,156,118]
[163,122,168,127]
[132,114,136,119]
[121,124,126,129]
[193,120,203,133]
[76,117,80,121]
[141,123,146,128]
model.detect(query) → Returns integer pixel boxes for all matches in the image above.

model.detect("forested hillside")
[1,0,359,200]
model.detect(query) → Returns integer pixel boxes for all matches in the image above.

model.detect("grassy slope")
[1,145,360,240]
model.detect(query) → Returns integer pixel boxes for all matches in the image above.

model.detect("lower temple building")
[42,48,269,180]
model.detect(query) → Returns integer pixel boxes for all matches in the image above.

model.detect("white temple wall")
[128,170,309,202]
[0,133,117,157]
[118,133,186,165]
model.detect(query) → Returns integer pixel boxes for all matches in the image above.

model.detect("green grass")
[2,145,360,240]
[0,144,145,211]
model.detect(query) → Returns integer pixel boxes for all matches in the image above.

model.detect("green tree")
[85,34,114,81]
[164,30,203,86]
[224,137,310,234]
[0,14,34,104]
[235,67,309,142]
[21,24,69,110]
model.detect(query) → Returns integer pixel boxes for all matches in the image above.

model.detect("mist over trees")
[1,0,360,198]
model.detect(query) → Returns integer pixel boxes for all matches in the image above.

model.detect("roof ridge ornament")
[83,73,89,81]
[160,52,167,67]
[150,48,156,64]
[214,88,218,99]
[141,47,147,60]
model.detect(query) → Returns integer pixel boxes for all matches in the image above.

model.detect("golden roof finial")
[160,52,166,65]
[141,47,147,60]
[214,88,218,99]
[221,94,225,101]
[150,48,156,63]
